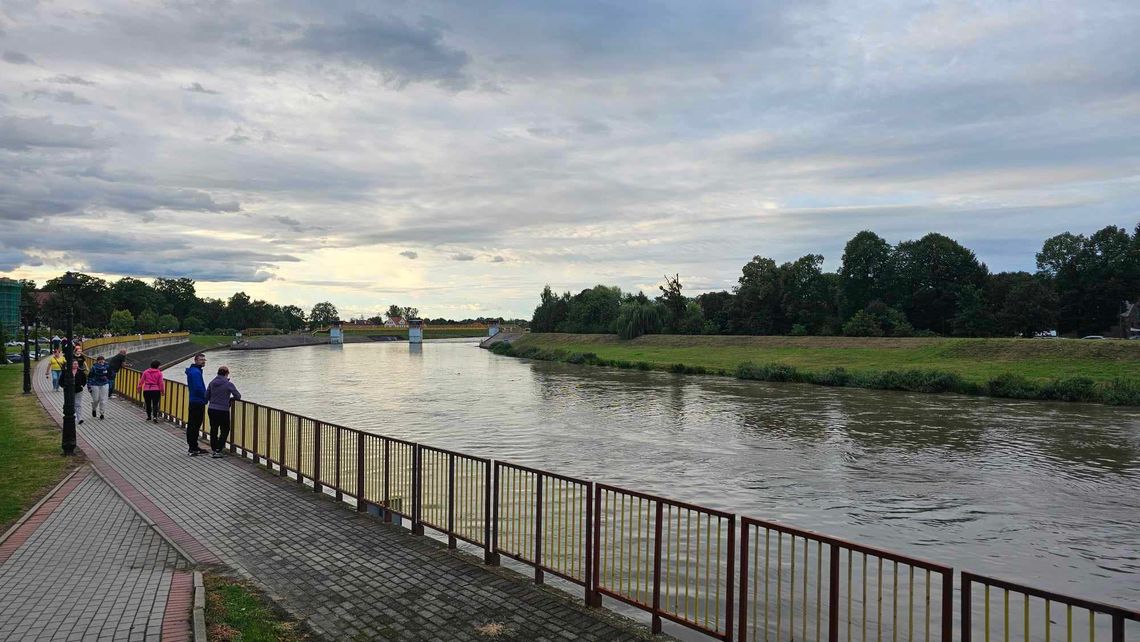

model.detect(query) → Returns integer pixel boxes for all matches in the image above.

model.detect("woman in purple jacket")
[205,366,241,458]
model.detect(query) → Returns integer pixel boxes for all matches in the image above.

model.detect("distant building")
[1117,301,1140,339]
[384,316,408,328]
[0,278,22,334]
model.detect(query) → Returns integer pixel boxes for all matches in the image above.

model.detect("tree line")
[9,274,499,336]
[531,224,1140,339]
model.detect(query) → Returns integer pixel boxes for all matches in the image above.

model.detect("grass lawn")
[510,334,1140,385]
[0,365,77,531]
[205,575,307,641]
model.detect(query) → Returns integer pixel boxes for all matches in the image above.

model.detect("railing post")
[585,482,598,606]
[534,475,544,585]
[961,573,972,642]
[738,522,750,641]
[943,570,954,642]
[383,439,391,523]
[828,542,840,642]
[447,454,456,549]
[313,420,322,493]
[1112,614,1124,642]
[412,446,424,535]
[651,500,663,635]
[295,416,303,485]
[228,399,236,453]
[592,487,603,608]
[725,515,735,641]
[252,404,260,466]
[334,428,343,502]
[278,411,287,478]
[486,462,499,565]
[353,435,362,515]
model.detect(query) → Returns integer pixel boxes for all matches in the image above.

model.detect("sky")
[1,0,1138,320]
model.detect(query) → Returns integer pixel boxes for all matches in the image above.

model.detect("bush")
[815,368,851,387]
[843,311,883,337]
[635,361,653,371]
[1101,379,1140,406]
[736,362,800,382]
[986,373,1038,399]
[789,323,809,336]
[1044,377,1097,402]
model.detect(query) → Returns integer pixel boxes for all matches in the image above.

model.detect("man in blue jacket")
[185,353,208,456]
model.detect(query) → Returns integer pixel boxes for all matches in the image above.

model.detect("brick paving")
[31,360,654,641]
[0,471,189,641]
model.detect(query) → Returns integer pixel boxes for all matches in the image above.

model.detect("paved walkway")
[30,361,652,641]
[0,468,191,641]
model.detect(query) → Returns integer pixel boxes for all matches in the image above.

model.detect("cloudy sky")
[1,0,1138,319]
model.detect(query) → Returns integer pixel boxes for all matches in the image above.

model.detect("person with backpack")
[87,355,110,420]
[136,360,164,422]
[205,366,241,458]
[184,353,209,456]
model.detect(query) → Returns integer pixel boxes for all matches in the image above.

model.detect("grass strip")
[0,365,77,531]
[205,574,307,641]
[492,334,1140,406]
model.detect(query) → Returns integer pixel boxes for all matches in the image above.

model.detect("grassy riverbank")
[493,334,1140,405]
[0,366,77,531]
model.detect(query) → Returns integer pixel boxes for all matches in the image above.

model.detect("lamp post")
[59,272,79,456]
[21,310,31,394]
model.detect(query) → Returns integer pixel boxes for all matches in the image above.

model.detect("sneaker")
[99,414,105,420]
[189,450,200,457]
[211,451,223,459]
[92,409,96,418]
[78,419,84,425]
[146,416,152,421]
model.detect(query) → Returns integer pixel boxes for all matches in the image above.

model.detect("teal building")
[0,278,22,334]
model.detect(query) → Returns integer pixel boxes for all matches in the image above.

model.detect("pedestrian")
[137,360,164,423]
[51,334,60,351]
[87,355,110,420]
[71,359,87,425]
[107,348,127,398]
[205,365,241,458]
[47,348,65,391]
[184,353,209,456]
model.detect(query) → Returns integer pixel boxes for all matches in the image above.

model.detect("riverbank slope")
[493,333,1140,404]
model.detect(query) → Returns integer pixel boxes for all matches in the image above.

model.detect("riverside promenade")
[25,360,654,641]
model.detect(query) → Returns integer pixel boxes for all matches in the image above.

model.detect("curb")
[193,571,207,641]
[87,462,198,565]
[0,467,82,547]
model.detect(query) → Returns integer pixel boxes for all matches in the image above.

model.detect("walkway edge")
[193,571,207,642]
[88,462,198,565]
[0,467,81,547]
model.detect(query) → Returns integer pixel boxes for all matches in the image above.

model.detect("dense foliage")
[531,224,1140,338]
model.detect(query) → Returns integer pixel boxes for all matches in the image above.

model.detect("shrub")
[1044,377,1097,402]
[987,373,1038,399]
[814,368,851,387]
[736,362,799,382]
[1101,379,1140,406]
[635,361,653,371]
[789,324,809,336]
[843,311,883,337]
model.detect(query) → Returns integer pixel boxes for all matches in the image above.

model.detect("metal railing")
[108,365,1136,641]
[962,573,1139,642]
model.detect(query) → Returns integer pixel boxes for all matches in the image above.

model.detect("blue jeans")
[51,370,61,390]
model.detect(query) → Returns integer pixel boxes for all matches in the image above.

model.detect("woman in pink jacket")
[136,360,164,423]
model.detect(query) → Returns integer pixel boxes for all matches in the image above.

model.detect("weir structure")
[107,362,1139,642]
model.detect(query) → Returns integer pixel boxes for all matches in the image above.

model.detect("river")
[168,340,1140,608]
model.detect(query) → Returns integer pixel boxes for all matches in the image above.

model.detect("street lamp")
[21,306,31,394]
[59,272,79,456]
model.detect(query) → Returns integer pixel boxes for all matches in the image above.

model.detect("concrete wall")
[83,335,190,359]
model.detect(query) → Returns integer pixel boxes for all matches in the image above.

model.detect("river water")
[169,340,1140,608]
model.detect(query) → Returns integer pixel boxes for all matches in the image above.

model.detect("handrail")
[83,332,190,349]
[108,364,1137,642]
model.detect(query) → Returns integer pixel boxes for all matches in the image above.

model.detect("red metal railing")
[962,572,1139,642]
[108,366,1136,642]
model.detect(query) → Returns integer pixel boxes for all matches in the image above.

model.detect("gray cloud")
[2,51,33,65]
[0,116,100,150]
[273,215,305,232]
[46,75,96,86]
[27,89,92,105]
[491,255,505,263]
[291,13,471,89]
[451,253,476,261]
[399,250,418,259]
[184,82,219,94]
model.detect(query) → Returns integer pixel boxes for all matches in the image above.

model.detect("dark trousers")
[107,372,116,397]
[187,403,206,452]
[143,390,161,419]
[208,409,231,452]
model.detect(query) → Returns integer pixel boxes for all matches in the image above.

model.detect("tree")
[1038,226,1139,335]
[615,301,663,339]
[992,273,1057,337]
[42,272,111,330]
[559,285,623,333]
[695,291,734,335]
[137,309,159,332]
[153,277,198,320]
[386,304,402,322]
[950,285,995,337]
[731,256,784,334]
[157,314,179,332]
[109,278,163,318]
[657,274,688,333]
[839,231,893,319]
[280,305,306,331]
[892,233,988,334]
[224,292,252,329]
[779,254,837,334]
[309,301,339,327]
[842,310,884,336]
[182,316,205,333]
[109,309,135,335]
[531,286,569,333]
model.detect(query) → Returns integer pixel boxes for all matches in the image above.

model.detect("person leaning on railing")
[107,348,127,398]
[184,353,209,457]
[205,366,241,459]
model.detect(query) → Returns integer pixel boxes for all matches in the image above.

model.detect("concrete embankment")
[230,334,398,350]
[479,332,524,349]
[115,341,207,371]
